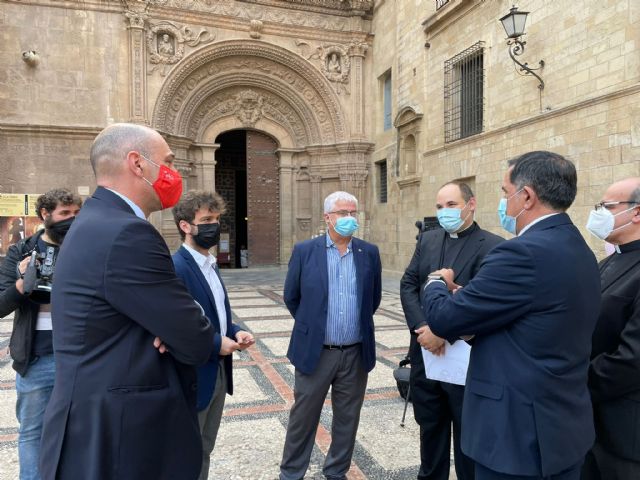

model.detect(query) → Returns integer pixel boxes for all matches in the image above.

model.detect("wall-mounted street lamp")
[500,6,544,90]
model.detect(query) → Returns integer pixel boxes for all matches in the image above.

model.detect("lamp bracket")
[507,38,544,90]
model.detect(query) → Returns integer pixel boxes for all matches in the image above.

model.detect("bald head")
[607,177,640,203]
[90,123,161,180]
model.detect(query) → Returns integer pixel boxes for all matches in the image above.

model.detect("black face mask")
[191,222,221,249]
[45,216,75,245]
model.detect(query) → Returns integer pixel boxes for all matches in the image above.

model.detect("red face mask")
[141,155,183,209]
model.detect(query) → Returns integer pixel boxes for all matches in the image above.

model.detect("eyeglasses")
[328,210,358,217]
[594,201,638,211]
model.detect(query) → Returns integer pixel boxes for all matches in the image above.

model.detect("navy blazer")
[173,245,242,410]
[40,187,215,480]
[422,213,601,477]
[284,235,382,375]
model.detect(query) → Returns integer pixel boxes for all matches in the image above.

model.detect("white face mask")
[586,205,637,241]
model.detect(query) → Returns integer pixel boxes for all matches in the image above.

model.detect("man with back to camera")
[400,181,503,480]
[581,177,640,479]
[422,151,601,480]
[279,191,382,480]
[39,123,215,480]
[172,190,255,480]
[0,188,81,480]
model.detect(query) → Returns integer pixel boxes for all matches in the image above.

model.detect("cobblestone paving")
[0,268,456,479]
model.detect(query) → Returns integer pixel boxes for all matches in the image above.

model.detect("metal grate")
[444,41,485,143]
[377,160,388,203]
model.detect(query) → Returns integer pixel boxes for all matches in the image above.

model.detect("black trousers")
[409,336,474,480]
[582,441,640,480]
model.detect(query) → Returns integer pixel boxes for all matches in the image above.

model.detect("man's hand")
[219,336,241,355]
[15,256,31,294]
[235,331,255,351]
[430,268,461,292]
[416,325,446,356]
[153,337,168,354]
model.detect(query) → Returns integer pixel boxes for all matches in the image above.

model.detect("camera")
[22,246,59,303]
[414,216,442,239]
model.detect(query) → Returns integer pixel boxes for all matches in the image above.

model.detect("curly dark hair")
[35,188,83,220]
[172,190,226,240]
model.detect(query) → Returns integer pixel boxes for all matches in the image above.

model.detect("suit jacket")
[173,245,242,410]
[588,245,640,462]
[284,235,382,375]
[40,187,215,480]
[400,223,503,346]
[422,213,601,477]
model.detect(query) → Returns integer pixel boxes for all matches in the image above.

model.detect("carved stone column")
[124,7,149,124]
[194,143,219,191]
[278,149,297,264]
[348,42,368,140]
[310,174,323,235]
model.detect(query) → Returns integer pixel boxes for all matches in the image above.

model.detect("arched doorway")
[215,129,279,268]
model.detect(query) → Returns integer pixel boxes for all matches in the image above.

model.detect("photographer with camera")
[0,188,81,480]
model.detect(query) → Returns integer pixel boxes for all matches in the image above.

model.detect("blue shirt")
[324,234,361,345]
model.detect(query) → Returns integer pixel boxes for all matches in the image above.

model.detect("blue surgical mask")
[437,206,470,234]
[497,189,524,235]
[333,216,359,237]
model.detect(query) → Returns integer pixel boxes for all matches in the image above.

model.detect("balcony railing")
[436,0,450,10]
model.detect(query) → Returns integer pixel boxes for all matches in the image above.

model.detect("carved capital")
[348,42,369,58]
[124,10,148,29]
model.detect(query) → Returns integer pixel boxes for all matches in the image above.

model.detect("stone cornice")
[238,0,373,17]
[0,123,102,138]
[5,0,372,42]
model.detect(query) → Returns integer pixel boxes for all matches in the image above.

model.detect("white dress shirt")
[182,243,228,337]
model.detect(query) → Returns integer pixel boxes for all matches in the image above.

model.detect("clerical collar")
[618,238,640,254]
[448,222,477,239]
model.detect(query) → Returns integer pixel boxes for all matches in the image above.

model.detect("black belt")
[323,343,360,351]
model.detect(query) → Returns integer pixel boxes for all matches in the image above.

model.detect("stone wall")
[367,0,640,272]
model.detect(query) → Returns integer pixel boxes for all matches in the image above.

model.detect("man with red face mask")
[39,123,215,480]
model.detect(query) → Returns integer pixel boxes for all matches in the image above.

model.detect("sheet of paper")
[421,340,471,386]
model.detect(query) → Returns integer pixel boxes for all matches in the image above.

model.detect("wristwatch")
[427,273,446,284]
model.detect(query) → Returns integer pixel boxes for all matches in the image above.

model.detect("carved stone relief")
[146,21,214,76]
[187,87,309,145]
[233,90,265,127]
[153,42,345,145]
[249,19,264,39]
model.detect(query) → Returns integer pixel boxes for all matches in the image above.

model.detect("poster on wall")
[0,194,42,258]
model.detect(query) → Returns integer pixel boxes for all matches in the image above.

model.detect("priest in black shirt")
[400,181,503,480]
[0,188,81,480]
[583,177,640,480]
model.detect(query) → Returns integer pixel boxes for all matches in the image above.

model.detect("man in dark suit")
[172,190,255,480]
[582,177,640,479]
[279,191,382,480]
[422,151,601,480]
[400,181,503,480]
[39,123,215,480]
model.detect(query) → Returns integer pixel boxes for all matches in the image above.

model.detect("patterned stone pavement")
[0,267,456,480]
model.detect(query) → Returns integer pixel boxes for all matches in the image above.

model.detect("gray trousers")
[197,360,227,480]
[279,346,368,480]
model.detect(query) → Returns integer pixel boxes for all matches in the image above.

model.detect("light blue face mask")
[497,189,524,235]
[333,216,359,237]
[437,205,469,233]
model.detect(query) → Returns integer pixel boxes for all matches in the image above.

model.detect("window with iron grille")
[377,160,388,203]
[444,42,484,143]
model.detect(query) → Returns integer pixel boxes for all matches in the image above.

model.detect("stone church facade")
[1,0,639,271]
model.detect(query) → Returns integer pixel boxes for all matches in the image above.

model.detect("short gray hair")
[323,191,358,213]
[90,123,157,179]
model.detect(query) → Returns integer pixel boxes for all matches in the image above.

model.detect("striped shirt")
[324,234,361,345]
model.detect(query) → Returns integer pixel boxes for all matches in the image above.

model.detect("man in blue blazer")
[422,151,601,480]
[279,191,382,480]
[39,124,215,480]
[172,190,254,480]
